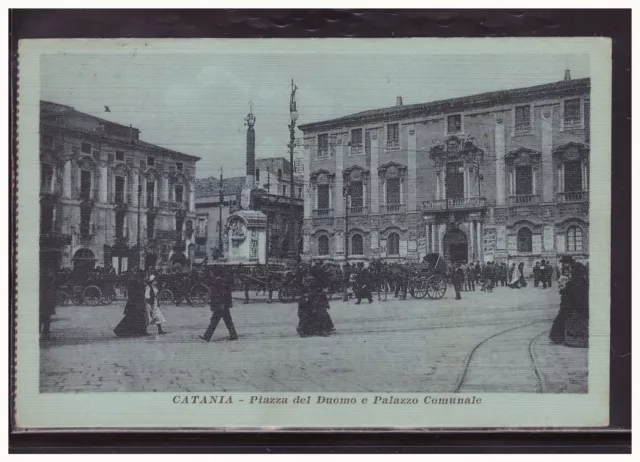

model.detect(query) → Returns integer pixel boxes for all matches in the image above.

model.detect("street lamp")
[288,79,299,259]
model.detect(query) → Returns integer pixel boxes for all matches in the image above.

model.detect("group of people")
[450,261,510,299]
[113,269,167,337]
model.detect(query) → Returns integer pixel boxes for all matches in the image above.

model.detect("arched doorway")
[73,248,96,273]
[443,228,468,263]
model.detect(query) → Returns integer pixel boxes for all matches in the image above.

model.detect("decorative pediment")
[144,167,160,180]
[378,161,407,178]
[505,147,541,166]
[429,134,484,161]
[343,165,369,182]
[40,148,63,165]
[76,155,97,170]
[112,161,130,176]
[310,169,335,184]
[553,142,589,162]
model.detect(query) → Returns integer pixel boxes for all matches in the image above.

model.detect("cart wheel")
[426,274,447,300]
[157,289,174,307]
[411,279,429,299]
[56,291,69,306]
[189,284,209,306]
[82,285,102,306]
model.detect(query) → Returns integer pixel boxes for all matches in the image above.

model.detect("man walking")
[452,261,464,300]
[200,268,238,342]
[355,262,373,304]
[342,262,351,301]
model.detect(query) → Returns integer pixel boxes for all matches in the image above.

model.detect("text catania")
[173,395,233,404]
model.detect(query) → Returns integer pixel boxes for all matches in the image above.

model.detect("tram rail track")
[454,320,552,393]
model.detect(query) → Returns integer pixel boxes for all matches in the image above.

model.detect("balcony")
[313,208,333,217]
[383,204,406,214]
[348,206,368,216]
[421,197,487,212]
[557,191,587,203]
[509,195,541,206]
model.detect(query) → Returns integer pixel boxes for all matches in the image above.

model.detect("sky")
[41,46,589,179]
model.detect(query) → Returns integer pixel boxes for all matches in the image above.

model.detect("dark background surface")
[9,8,631,453]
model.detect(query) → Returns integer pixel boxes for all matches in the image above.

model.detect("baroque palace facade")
[40,101,200,273]
[298,74,590,272]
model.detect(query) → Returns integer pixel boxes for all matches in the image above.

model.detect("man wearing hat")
[200,266,238,342]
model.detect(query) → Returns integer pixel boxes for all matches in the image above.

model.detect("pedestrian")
[539,260,547,289]
[533,262,541,288]
[114,269,149,337]
[460,261,468,291]
[451,261,464,300]
[145,272,167,335]
[297,272,335,337]
[508,263,520,288]
[200,267,238,342]
[517,262,527,287]
[39,267,56,338]
[550,256,588,347]
[341,262,351,301]
[465,262,475,291]
[357,263,373,304]
[545,259,554,288]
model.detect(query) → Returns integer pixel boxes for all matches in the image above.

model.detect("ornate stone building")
[298,74,590,272]
[40,101,200,274]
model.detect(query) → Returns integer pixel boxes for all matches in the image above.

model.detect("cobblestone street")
[40,284,587,393]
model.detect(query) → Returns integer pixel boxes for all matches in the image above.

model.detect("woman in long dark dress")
[550,257,588,347]
[114,271,149,337]
[297,274,335,337]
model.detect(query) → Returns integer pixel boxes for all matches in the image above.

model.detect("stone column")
[334,134,344,217]
[469,221,475,261]
[438,224,446,255]
[303,142,312,219]
[425,223,430,253]
[476,221,483,261]
[63,160,72,198]
[162,176,169,202]
[495,115,506,205]
[430,224,436,253]
[541,108,554,202]
[99,164,108,203]
[132,173,139,208]
[369,129,380,214]
[189,181,195,213]
[407,124,417,211]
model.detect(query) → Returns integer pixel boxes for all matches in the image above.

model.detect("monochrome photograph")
[14,38,611,429]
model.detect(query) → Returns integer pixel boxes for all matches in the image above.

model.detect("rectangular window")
[147,215,155,240]
[80,170,92,200]
[317,184,330,209]
[386,178,400,205]
[386,123,399,149]
[350,128,363,154]
[445,161,464,199]
[41,205,54,233]
[115,176,125,203]
[515,166,533,196]
[317,134,329,158]
[176,162,183,172]
[147,155,155,167]
[115,150,125,161]
[80,208,91,236]
[514,105,532,133]
[81,142,92,154]
[146,181,155,206]
[115,211,125,238]
[175,185,184,203]
[365,130,371,155]
[564,98,582,128]
[447,114,462,134]
[349,182,363,207]
[564,161,583,192]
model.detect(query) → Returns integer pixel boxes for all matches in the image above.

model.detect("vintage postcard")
[14,38,611,429]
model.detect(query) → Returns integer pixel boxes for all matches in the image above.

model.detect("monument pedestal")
[226,210,267,265]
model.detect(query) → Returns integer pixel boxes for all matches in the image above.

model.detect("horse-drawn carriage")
[407,253,448,299]
[155,269,210,307]
[55,269,118,306]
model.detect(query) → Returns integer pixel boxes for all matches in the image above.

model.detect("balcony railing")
[348,206,368,215]
[509,194,541,206]
[159,200,186,210]
[421,197,487,211]
[384,204,406,213]
[557,191,587,203]
[313,208,333,217]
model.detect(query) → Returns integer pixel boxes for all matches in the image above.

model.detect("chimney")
[396,96,403,107]
[564,69,571,81]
